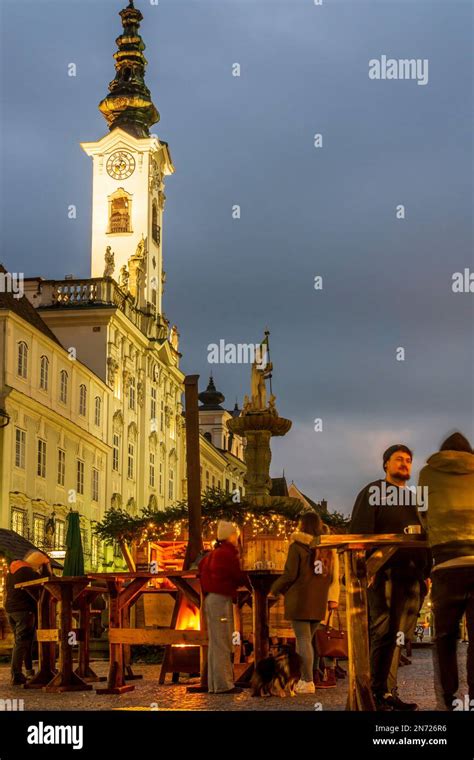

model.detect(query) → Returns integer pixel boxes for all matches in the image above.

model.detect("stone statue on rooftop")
[119,265,129,290]
[104,246,115,278]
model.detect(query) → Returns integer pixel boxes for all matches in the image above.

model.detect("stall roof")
[0,530,63,569]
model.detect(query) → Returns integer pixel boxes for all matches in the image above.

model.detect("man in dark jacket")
[5,550,51,685]
[350,444,430,711]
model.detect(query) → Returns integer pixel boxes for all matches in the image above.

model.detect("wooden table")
[316,533,429,711]
[73,585,107,682]
[15,576,95,692]
[247,570,281,665]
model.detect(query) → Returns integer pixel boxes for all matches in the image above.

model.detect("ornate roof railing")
[35,277,168,338]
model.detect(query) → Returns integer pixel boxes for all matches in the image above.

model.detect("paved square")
[0,646,468,711]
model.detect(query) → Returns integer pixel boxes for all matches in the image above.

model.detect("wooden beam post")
[184,375,203,568]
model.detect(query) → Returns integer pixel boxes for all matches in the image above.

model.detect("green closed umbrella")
[63,511,85,576]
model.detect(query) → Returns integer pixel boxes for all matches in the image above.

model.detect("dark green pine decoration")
[99,0,159,138]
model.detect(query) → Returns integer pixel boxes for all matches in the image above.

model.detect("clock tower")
[81,0,174,313]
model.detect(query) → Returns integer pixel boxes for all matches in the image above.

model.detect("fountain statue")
[227,331,302,509]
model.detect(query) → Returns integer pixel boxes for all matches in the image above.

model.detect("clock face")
[106,151,136,180]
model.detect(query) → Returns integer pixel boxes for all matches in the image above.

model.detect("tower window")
[152,201,160,244]
[108,189,132,234]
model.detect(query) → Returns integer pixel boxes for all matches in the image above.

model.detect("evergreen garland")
[94,487,349,543]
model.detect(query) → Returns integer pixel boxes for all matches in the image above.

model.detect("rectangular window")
[160,400,164,432]
[92,468,99,502]
[11,508,26,537]
[33,515,45,548]
[113,434,120,472]
[15,428,26,469]
[127,443,134,480]
[168,469,174,501]
[225,478,230,493]
[37,439,46,478]
[77,460,84,495]
[149,452,155,487]
[151,387,157,421]
[55,519,65,550]
[57,449,65,486]
[159,461,163,495]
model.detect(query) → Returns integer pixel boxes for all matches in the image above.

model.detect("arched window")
[94,396,101,426]
[152,201,160,244]
[59,370,68,404]
[39,355,49,390]
[79,384,87,416]
[108,189,132,234]
[17,341,28,379]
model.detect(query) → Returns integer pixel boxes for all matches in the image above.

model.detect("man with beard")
[349,444,430,711]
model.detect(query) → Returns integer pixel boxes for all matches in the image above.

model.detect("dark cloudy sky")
[1,0,472,516]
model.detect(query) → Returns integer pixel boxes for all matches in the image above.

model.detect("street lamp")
[0,409,10,429]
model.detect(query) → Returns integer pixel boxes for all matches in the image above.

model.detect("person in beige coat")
[270,512,339,694]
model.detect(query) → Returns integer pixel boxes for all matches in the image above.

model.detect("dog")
[251,647,301,697]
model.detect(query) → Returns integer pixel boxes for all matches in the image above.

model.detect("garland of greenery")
[94,487,349,544]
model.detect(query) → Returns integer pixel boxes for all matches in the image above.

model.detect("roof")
[270,477,289,497]
[300,491,321,511]
[0,529,63,568]
[0,265,62,347]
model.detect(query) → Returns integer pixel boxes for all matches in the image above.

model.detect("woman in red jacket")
[198,521,250,694]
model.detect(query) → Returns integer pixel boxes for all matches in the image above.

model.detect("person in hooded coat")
[270,512,339,694]
[418,432,474,710]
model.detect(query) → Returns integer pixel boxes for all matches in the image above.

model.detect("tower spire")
[99,1,159,138]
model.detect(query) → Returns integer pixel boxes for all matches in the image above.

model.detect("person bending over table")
[5,550,52,686]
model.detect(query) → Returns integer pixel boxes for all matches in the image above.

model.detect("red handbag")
[315,609,348,659]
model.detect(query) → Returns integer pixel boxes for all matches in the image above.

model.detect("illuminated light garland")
[95,487,349,545]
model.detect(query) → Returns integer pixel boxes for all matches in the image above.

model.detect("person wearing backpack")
[270,512,338,694]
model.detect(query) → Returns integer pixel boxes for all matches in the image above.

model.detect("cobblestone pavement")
[0,646,468,711]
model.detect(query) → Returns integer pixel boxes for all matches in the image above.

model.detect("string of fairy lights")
[136,511,297,545]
